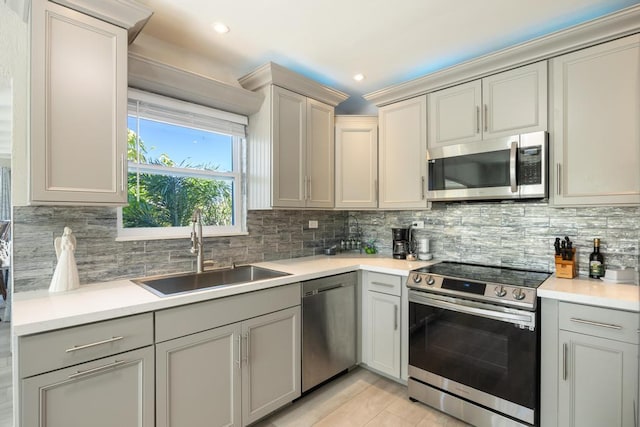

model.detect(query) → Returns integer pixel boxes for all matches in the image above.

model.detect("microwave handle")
[509,141,517,193]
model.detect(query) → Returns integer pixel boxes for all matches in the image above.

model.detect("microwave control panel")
[518,146,542,185]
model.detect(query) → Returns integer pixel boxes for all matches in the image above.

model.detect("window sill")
[115,230,249,242]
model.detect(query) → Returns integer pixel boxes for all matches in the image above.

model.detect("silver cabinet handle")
[236,334,241,367]
[570,317,623,330]
[371,281,394,288]
[394,305,398,331]
[374,179,378,202]
[634,399,638,427]
[476,106,480,134]
[562,343,568,381]
[556,163,562,195]
[68,359,126,379]
[120,154,125,192]
[303,176,308,201]
[421,176,426,200]
[484,104,488,132]
[242,333,249,364]
[65,336,124,353]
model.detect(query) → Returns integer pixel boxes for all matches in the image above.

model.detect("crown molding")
[50,0,153,43]
[239,62,349,107]
[128,53,265,116]
[364,4,640,106]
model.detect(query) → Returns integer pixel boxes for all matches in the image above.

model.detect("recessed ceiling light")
[353,73,365,82]
[212,22,230,34]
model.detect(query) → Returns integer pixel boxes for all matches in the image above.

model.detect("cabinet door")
[335,116,378,208]
[551,34,640,206]
[242,306,301,426]
[156,324,242,427]
[558,330,638,427]
[30,0,127,205]
[21,346,154,427]
[428,80,482,147]
[482,61,547,138]
[272,86,306,207]
[365,291,400,378]
[378,96,428,209]
[306,98,334,208]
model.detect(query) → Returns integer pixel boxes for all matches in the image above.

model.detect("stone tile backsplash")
[350,201,639,277]
[13,207,349,292]
[11,202,639,292]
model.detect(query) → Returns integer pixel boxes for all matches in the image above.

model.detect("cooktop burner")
[407,261,551,310]
[413,261,551,289]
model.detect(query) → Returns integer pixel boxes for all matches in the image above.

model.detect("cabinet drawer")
[19,312,153,378]
[559,302,639,344]
[366,272,402,296]
[155,283,301,343]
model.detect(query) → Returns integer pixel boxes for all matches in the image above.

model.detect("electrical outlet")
[412,220,425,229]
[309,220,319,229]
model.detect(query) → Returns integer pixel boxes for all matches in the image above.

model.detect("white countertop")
[13,255,639,337]
[12,255,434,337]
[538,275,640,312]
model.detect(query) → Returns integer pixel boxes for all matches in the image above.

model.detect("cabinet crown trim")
[239,62,349,107]
[364,4,640,106]
[49,0,153,43]
[128,52,265,116]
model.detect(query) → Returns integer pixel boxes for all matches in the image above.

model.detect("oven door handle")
[409,291,536,329]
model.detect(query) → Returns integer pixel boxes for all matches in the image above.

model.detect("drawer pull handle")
[68,359,126,379]
[66,336,124,353]
[570,318,622,330]
[371,281,394,288]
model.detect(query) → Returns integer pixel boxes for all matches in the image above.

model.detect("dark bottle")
[589,238,605,279]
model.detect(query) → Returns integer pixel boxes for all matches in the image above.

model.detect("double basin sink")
[134,265,291,297]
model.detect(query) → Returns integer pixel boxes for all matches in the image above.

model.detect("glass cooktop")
[413,261,551,289]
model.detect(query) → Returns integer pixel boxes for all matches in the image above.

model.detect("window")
[117,89,247,240]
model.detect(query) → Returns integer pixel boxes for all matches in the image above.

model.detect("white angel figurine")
[48,227,80,293]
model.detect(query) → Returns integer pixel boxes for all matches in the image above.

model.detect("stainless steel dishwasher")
[302,272,357,393]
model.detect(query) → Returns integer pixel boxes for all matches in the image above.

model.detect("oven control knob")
[513,288,526,300]
[494,286,507,297]
[412,274,422,284]
[426,276,435,286]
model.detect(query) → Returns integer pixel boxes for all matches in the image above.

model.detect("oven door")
[408,290,539,424]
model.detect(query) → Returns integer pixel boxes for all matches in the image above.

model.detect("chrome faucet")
[190,208,204,273]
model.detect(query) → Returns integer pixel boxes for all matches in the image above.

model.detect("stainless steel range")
[406,262,550,427]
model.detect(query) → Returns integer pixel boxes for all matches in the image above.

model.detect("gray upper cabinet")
[29,0,128,205]
[378,96,428,209]
[428,61,547,147]
[550,34,640,206]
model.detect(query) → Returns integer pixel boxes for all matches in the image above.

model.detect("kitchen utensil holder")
[555,249,577,279]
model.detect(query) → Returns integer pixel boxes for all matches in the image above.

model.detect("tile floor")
[255,368,470,427]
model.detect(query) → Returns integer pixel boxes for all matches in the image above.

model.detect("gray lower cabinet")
[541,299,639,427]
[18,313,155,427]
[154,284,302,427]
[21,346,154,427]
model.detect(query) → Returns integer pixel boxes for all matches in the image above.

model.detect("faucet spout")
[191,208,204,273]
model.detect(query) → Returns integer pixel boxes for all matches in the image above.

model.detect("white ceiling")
[135,0,640,114]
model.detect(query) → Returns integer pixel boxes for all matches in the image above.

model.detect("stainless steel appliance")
[406,262,550,427]
[392,227,409,259]
[302,272,356,392]
[427,131,548,201]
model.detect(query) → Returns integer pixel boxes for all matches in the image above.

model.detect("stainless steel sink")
[134,265,291,297]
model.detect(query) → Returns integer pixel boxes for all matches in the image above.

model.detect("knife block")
[555,249,577,279]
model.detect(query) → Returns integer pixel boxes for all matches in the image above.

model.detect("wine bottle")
[589,238,604,279]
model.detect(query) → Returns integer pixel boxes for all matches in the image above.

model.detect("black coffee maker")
[392,227,409,259]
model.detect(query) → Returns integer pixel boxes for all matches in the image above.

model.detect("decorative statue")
[48,227,80,293]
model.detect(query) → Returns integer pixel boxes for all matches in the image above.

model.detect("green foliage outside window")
[123,130,233,228]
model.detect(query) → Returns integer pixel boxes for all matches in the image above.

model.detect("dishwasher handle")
[303,282,352,297]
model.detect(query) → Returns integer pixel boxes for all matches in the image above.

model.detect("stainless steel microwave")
[427,131,548,201]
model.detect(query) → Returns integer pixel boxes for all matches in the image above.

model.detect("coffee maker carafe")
[392,227,409,259]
